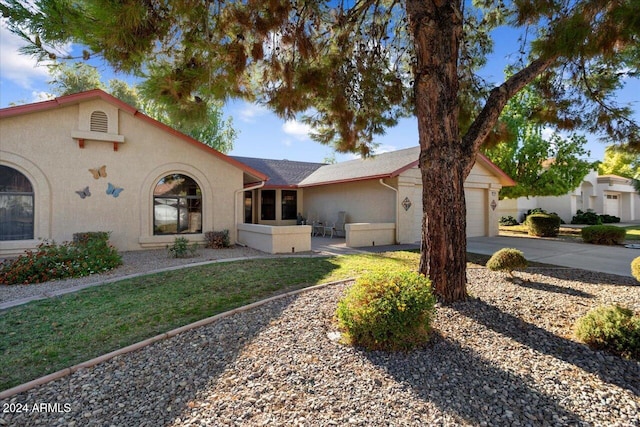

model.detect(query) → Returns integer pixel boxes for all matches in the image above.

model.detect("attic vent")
[90,111,108,133]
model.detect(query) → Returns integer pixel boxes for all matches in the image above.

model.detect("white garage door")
[604,193,620,217]
[409,187,487,241]
[465,188,487,237]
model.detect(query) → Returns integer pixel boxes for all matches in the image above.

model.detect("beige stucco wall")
[508,171,640,223]
[0,99,245,255]
[302,179,396,228]
[237,223,311,253]
[302,160,504,245]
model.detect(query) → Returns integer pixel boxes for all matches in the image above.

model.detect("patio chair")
[329,211,347,238]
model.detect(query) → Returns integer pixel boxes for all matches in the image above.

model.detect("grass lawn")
[2,251,439,391]
[623,225,640,240]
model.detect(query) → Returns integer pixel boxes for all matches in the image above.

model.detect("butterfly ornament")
[75,186,91,199]
[106,183,124,198]
[89,165,107,179]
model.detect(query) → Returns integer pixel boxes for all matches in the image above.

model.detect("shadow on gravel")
[455,298,640,397]
[514,279,594,298]
[364,333,586,426]
[531,268,639,287]
[0,295,297,427]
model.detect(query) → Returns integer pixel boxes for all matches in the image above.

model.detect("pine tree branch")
[462,55,558,160]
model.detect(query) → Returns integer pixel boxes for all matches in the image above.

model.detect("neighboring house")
[1,90,515,256]
[234,146,515,246]
[498,170,640,223]
[0,90,267,256]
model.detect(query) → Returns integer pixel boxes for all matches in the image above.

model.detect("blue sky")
[1,21,637,164]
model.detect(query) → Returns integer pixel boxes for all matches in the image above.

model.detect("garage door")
[604,193,620,217]
[465,188,487,237]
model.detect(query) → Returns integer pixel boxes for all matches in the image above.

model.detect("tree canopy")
[482,76,598,199]
[598,145,640,179]
[2,0,639,301]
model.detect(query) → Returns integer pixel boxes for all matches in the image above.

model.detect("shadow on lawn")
[1,294,297,427]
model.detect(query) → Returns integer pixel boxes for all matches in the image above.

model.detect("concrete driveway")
[467,236,639,278]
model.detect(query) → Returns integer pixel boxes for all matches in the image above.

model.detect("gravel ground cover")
[1,263,639,426]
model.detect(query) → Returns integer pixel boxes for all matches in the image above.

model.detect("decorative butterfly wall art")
[75,186,91,199]
[89,165,107,179]
[106,182,124,198]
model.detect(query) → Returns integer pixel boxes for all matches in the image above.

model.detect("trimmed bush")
[574,305,640,360]
[0,234,122,285]
[631,257,640,282]
[581,225,626,245]
[571,209,602,225]
[167,237,198,258]
[205,230,230,249]
[336,271,436,351]
[486,248,528,277]
[520,208,546,224]
[499,215,519,226]
[599,214,620,224]
[526,213,561,237]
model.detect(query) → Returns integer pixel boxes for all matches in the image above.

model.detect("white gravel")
[1,251,639,426]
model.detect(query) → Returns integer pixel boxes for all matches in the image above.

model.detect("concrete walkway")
[312,234,639,278]
[467,236,639,277]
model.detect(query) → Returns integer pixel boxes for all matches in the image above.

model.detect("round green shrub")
[632,257,640,282]
[571,209,602,225]
[336,271,436,351]
[526,213,561,237]
[581,225,626,245]
[486,248,528,277]
[499,215,519,226]
[574,305,640,360]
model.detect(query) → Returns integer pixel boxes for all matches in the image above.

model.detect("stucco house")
[1,89,514,256]
[0,90,267,256]
[498,170,640,223]
[234,146,515,248]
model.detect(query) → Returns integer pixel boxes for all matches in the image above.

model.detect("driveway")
[467,236,639,278]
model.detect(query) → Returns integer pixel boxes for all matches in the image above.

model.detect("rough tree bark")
[407,0,469,303]
[407,0,558,303]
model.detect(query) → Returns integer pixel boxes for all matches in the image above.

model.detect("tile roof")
[230,157,325,187]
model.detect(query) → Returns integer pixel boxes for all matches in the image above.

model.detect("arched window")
[90,111,108,132]
[0,166,34,241]
[153,174,202,235]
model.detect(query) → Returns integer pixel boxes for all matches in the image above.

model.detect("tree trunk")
[407,0,472,302]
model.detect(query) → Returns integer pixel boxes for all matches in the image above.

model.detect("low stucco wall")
[345,223,396,247]
[237,224,311,254]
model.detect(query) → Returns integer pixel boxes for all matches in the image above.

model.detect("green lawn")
[1,251,427,391]
[501,224,640,240]
[623,225,640,240]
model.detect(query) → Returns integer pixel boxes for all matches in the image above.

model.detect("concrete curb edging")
[0,278,355,400]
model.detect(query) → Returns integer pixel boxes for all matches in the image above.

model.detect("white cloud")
[282,119,311,141]
[373,144,398,155]
[31,91,54,102]
[542,127,555,140]
[0,19,70,90]
[238,103,269,122]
